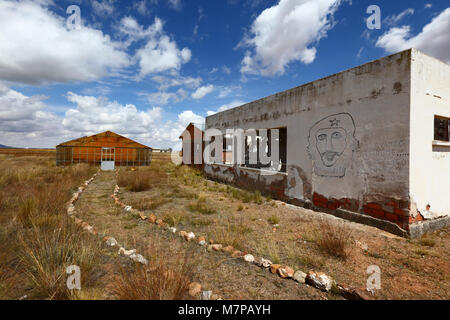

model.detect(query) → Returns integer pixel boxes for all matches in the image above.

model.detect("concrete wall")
[410,49,450,219]
[206,50,415,230]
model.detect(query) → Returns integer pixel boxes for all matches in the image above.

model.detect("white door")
[101,147,115,171]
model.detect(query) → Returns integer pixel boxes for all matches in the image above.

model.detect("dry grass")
[316,220,352,260]
[188,195,216,215]
[208,219,252,252]
[109,240,196,300]
[117,169,152,192]
[0,154,106,300]
[18,222,102,299]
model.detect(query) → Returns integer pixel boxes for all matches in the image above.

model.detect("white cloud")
[0,0,130,84]
[0,83,205,149]
[92,0,115,17]
[207,100,246,116]
[134,0,151,16]
[376,8,450,63]
[356,47,363,59]
[141,88,188,106]
[118,16,192,77]
[168,0,182,11]
[63,92,203,149]
[383,8,414,27]
[192,85,214,99]
[0,83,64,147]
[63,92,161,134]
[240,0,342,76]
[425,3,432,9]
[177,110,204,126]
[151,74,202,91]
[222,66,232,75]
[218,85,241,98]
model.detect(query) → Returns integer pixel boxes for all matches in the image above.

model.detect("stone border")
[67,170,221,300]
[113,175,374,300]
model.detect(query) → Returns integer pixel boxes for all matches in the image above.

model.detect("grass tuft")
[316,220,352,260]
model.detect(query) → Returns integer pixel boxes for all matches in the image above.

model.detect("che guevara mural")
[307,113,359,178]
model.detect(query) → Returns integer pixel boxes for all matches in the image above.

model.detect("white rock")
[201,291,212,300]
[243,254,255,263]
[355,240,368,251]
[261,258,272,268]
[186,232,195,241]
[293,270,307,284]
[118,247,136,256]
[168,227,177,233]
[198,240,206,246]
[67,205,75,215]
[124,206,132,212]
[306,271,332,291]
[130,253,148,265]
[106,237,118,247]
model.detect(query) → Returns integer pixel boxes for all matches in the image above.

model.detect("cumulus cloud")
[192,85,214,99]
[376,8,450,63]
[240,0,342,76]
[63,92,161,135]
[0,0,130,84]
[0,83,64,147]
[206,100,246,116]
[177,110,204,126]
[118,16,192,77]
[62,92,204,149]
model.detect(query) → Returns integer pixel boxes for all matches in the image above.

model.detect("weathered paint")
[56,130,152,166]
[410,49,450,219]
[204,49,450,233]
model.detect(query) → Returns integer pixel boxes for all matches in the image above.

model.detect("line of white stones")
[67,170,148,265]
[68,170,216,300]
[111,183,370,299]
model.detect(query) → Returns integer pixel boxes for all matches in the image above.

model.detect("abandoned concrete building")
[200,49,449,237]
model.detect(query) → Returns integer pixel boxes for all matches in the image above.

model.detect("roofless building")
[56,131,152,170]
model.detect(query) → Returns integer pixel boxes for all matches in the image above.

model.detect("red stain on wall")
[312,192,421,231]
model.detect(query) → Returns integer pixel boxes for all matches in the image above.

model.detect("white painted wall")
[410,49,450,218]
[206,50,413,213]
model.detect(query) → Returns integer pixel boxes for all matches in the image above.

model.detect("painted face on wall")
[307,113,358,178]
[315,127,347,167]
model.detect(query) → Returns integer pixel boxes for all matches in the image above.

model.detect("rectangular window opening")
[434,115,450,142]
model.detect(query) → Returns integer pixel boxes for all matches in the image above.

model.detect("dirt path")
[75,171,333,300]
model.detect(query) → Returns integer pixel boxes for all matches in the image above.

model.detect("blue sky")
[0,0,448,148]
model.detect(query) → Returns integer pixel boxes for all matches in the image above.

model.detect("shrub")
[118,170,151,192]
[188,195,216,215]
[18,221,102,299]
[267,214,279,225]
[316,220,352,260]
[109,243,196,300]
[419,238,435,247]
